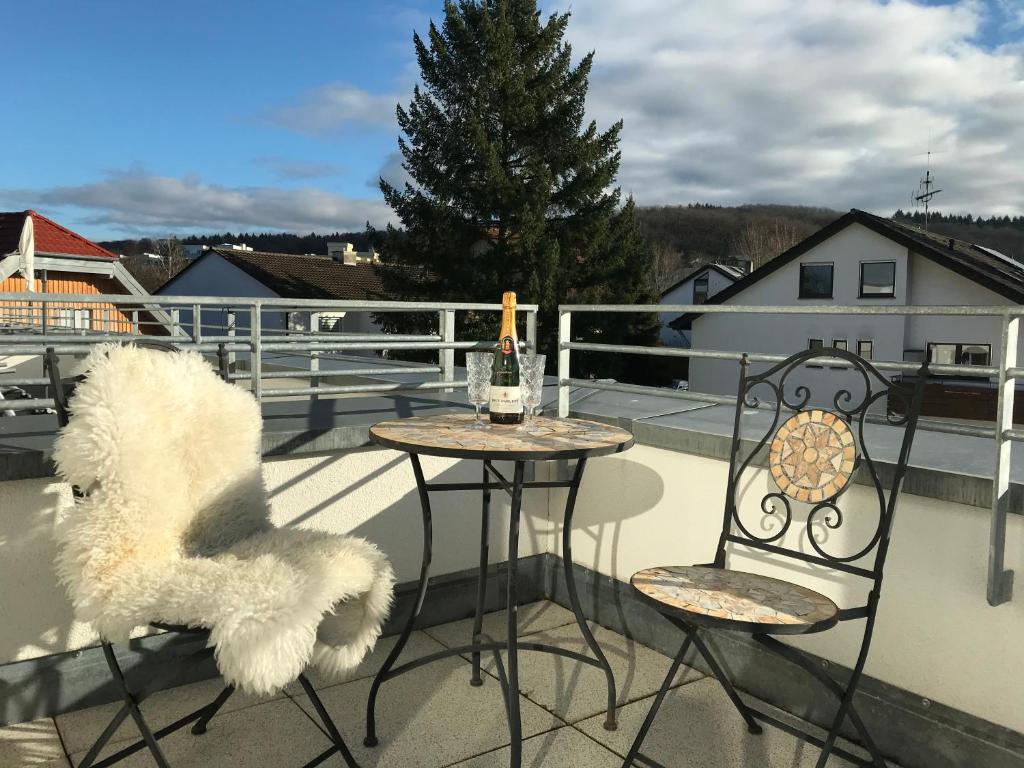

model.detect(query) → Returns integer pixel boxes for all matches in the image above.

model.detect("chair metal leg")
[94,642,172,768]
[621,635,693,768]
[506,462,526,768]
[297,674,360,768]
[471,462,491,687]
[672,619,761,735]
[562,457,618,730]
[190,684,235,735]
[364,452,433,748]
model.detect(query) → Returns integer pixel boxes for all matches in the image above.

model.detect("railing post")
[558,309,571,418]
[251,303,262,404]
[170,308,180,338]
[310,312,320,403]
[192,303,202,344]
[131,310,139,335]
[439,309,455,392]
[989,312,1017,606]
[226,309,236,370]
[526,309,537,354]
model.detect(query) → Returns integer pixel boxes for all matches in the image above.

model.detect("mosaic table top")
[631,565,838,633]
[768,409,857,504]
[369,413,634,460]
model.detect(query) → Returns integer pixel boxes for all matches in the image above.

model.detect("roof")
[0,210,117,260]
[670,209,1024,329]
[162,247,394,300]
[660,262,745,297]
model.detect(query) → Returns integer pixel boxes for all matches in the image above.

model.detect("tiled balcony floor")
[1,602,879,768]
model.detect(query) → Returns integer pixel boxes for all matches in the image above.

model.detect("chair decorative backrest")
[715,346,928,586]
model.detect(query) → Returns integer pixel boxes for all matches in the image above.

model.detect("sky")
[1,0,1022,240]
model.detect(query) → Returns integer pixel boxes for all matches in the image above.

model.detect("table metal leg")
[562,457,618,730]
[364,452,433,748]
[504,461,527,768]
[471,462,491,686]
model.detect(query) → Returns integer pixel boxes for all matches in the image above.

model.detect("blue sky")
[2,0,1022,239]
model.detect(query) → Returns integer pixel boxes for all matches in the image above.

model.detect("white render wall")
[0,440,1020,733]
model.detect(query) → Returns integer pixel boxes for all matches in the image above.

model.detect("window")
[693,273,709,305]
[52,308,74,328]
[859,261,896,298]
[286,312,309,332]
[857,340,873,360]
[927,343,991,368]
[808,338,824,368]
[76,309,92,331]
[831,339,847,368]
[799,263,833,299]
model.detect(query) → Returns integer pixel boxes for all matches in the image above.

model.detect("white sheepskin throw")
[53,344,395,696]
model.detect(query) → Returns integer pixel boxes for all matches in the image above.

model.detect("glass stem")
[475,403,482,423]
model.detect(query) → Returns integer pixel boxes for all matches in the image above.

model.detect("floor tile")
[424,601,578,650]
[56,674,283,756]
[292,655,564,767]
[0,717,69,767]
[449,724,622,768]
[67,697,333,768]
[286,630,446,694]
[576,677,866,768]
[475,621,702,725]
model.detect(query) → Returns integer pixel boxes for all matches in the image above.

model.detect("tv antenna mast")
[911,151,942,231]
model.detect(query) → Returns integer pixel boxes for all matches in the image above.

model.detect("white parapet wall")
[549,443,1024,736]
[0,439,1021,738]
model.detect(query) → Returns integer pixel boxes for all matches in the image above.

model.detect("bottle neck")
[499,305,518,341]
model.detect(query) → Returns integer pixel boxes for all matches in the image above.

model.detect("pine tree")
[377,0,656,376]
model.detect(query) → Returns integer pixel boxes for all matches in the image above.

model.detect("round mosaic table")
[364,414,633,768]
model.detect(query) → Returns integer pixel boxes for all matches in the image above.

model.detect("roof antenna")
[911,150,942,232]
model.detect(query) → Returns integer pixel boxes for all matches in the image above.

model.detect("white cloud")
[13,169,392,235]
[263,82,398,137]
[555,0,1024,215]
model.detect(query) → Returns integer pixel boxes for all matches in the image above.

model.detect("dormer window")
[799,263,833,299]
[693,273,709,305]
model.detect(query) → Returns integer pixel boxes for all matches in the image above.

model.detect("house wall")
[0,273,134,333]
[658,268,736,347]
[690,224,909,404]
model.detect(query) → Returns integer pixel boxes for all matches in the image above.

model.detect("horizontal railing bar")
[0,293,539,311]
[234,366,444,381]
[0,377,52,386]
[564,377,735,406]
[0,398,55,411]
[1004,428,1024,442]
[255,334,443,342]
[561,303,1021,316]
[261,380,469,397]
[259,340,496,352]
[563,341,1000,377]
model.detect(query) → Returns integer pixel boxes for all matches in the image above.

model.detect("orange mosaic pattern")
[631,565,838,628]
[768,409,856,503]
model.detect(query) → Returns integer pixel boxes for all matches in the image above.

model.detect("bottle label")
[500,336,515,355]
[489,385,522,414]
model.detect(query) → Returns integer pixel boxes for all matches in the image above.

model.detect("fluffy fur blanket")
[53,345,394,695]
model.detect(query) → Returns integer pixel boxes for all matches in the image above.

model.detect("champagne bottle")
[489,291,523,424]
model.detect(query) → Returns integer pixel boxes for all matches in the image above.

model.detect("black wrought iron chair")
[43,346,364,768]
[621,347,928,768]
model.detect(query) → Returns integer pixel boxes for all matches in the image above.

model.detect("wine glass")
[519,354,547,432]
[465,352,492,429]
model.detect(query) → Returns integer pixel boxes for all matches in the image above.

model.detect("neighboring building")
[157,245,392,336]
[658,263,745,347]
[0,209,153,333]
[680,209,1024,416]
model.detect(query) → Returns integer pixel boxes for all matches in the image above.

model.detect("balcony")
[0,294,1021,768]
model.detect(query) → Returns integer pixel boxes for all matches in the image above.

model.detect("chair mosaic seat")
[631,565,839,635]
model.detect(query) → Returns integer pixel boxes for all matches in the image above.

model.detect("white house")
[682,209,1024,413]
[658,263,745,346]
[157,245,393,337]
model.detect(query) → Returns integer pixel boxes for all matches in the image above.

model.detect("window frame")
[857,340,873,360]
[807,338,824,368]
[926,342,992,374]
[859,260,896,299]
[830,338,848,369]
[798,262,834,299]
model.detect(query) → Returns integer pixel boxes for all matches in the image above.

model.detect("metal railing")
[0,292,538,407]
[557,302,1023,608]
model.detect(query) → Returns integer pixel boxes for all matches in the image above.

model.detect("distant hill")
[99,230,377,260]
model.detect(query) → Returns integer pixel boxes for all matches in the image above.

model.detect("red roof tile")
[0,210,117,260]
